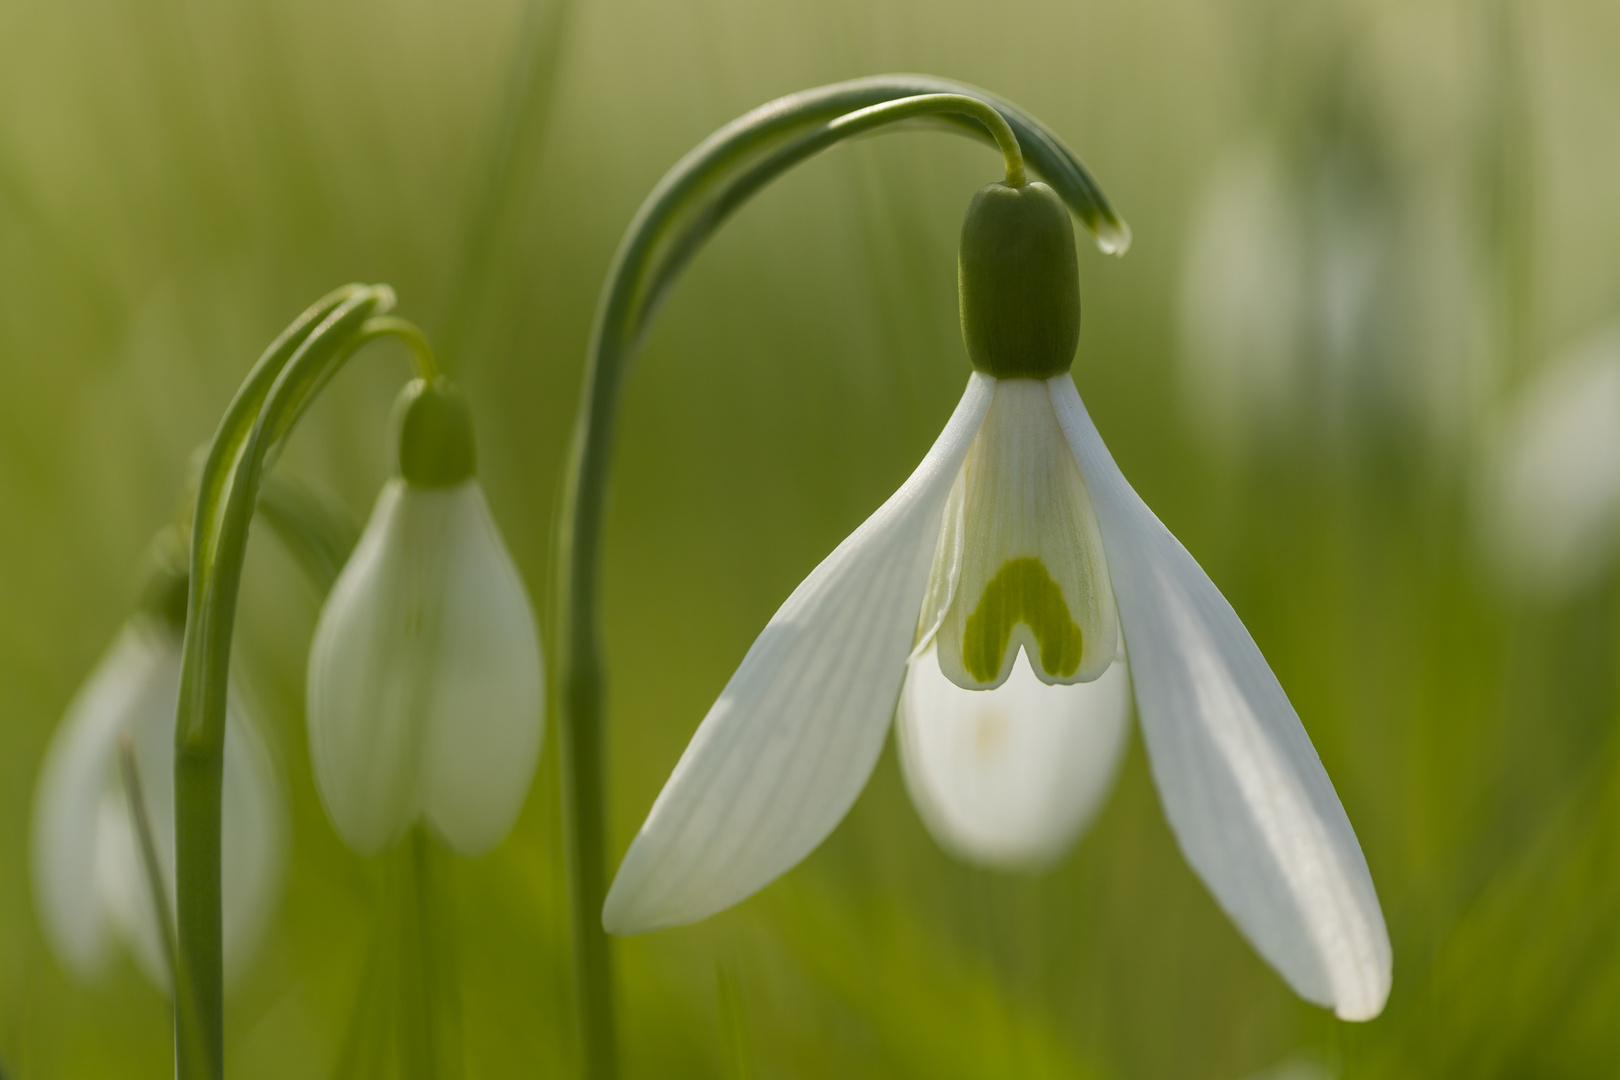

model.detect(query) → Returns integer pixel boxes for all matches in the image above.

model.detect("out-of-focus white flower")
[1178,136,1399,450]
[31,618,282,987]
[306,378,543,857]
[1178,141,1306,447]
[1484,326,1620,597]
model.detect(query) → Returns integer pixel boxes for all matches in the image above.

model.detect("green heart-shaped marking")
[961,556,1082,683]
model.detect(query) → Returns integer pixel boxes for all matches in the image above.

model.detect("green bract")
[395,377,477,487]
[958,181,1081,379]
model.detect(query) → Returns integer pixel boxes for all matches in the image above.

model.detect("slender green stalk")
[118,736,208,1079]
[554,75,1128,1080]
[400,828,440,1080]
[173,285,435,1079]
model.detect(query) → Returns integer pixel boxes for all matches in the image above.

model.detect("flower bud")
[394,377,476,488]
[306,409,542,856]
[958,180,1081,379]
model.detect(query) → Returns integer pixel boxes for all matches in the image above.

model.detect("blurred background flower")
[1480,324,1620,598]
[30,614,283,991]
[2,0,1619,1075]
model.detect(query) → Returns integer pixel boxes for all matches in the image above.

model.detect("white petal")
[416,484,544,856]
[897,645,1130,871]
[308,480,543,857]
[32,624,175,977]
[928,378,1117,689]
[603,374,997,934]
[308,481,429,854]
[1050,375,1391,1021]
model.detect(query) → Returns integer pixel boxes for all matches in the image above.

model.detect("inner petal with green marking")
[962,557,1084,683]
[918,377,1117,691]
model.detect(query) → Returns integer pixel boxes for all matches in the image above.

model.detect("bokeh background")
[3,0,1619,1076]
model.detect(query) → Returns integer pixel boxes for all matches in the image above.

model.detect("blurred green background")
[3,0,1619,1076]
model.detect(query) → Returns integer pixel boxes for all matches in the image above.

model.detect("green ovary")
[961,556,1082,682]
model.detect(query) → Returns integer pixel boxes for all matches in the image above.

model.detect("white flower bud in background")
[31,573,283,988]
[306,377,543,857]
[1482,325,1620,598]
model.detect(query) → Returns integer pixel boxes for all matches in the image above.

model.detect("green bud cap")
[958,180,1081,379]
[394,376,477,487]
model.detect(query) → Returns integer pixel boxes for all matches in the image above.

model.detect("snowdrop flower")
[1483,325,1620,597]
[307,376,543,856]
[605,179,1392,1021]
[31,565,282,988]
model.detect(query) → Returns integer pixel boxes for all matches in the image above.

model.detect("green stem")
[117,736,208,1078]
[400,828,440,1080]
[554,75,1128,1080]
[173,284,431,1079]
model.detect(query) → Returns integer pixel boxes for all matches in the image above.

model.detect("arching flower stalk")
[166,285,537,1079]
[603,173,1392,1023]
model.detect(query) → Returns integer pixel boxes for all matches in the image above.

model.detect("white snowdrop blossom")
[31,619,282,987]
[605,180,1391,1022]
[306,378,543,857]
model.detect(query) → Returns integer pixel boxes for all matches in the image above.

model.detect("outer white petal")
[308,481,429,854]
[604,374,997,934]
[32,625,175,976]
[1050,375,1391,1021]
[308,479,543,857]
[416,484,544,856]
[897,645,1131,871]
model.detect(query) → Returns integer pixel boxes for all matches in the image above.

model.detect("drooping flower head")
[604,176,1392,1021]
[307,376,543,857]
[31,548,282,987]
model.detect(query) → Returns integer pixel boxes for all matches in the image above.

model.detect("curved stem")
[554,75,1128,1080]
[173,285,431,1079]
[361,316,441,381]
[839,94,1025,185]
[118,736,208,1078]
